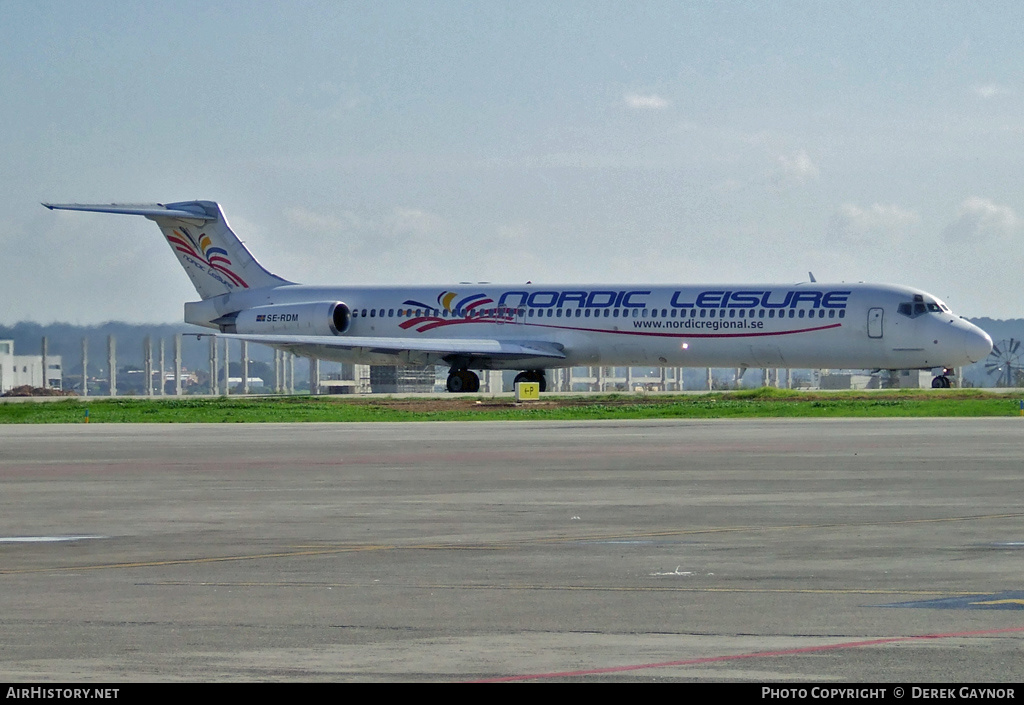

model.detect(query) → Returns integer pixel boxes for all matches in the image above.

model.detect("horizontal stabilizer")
[43,200,290,299]
[43,202,216,221]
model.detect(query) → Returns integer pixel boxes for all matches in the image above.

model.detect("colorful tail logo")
[166,227,248,288]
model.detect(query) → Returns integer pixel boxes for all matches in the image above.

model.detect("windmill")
[985,339,1023,387]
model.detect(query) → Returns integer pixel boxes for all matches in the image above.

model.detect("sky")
[3,0,1024,323]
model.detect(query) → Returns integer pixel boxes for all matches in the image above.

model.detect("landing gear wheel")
[931,375,951,389]
[446,374,464,393]
[514,370,547,392]
[447,369,480,393]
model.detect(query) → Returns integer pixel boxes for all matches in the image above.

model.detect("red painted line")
[521,321,842,339]
[399,316,841,339]
[471,625,1024,682]
[208,261,248,287]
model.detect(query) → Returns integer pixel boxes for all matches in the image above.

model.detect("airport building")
[0,340,63,393]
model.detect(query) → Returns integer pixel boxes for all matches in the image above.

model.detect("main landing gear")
[445,368,548,393]
[513,370,547,392]
[446,368,480,393]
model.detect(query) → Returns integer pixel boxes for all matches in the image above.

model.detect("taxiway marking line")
[2,511,1019,576]
[0,544,401,575]
[138,581,990,597]
[472,625,1024,682]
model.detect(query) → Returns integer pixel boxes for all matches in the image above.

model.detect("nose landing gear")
[931,368,954,388]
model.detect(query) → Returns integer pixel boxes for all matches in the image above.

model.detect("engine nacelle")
[231,301,351,336]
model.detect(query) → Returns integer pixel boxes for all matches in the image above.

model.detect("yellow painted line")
[528,512,1024,545]
[139,581,987,597]
[0,544,398,575]
[0,541,511,575]
[3,511,1020,576]
[970,599,1024,606]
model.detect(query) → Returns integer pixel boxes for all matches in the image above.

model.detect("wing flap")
[217,333,566,360]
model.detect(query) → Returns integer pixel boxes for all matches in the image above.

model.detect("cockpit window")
[897,296,950,318]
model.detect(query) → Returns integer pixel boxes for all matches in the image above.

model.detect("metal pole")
[223,337,230,395]
[174,334,182,396]
[81,337,88,397]
[41,337,48,390]
[108,335,116,397]
[159,338,165,396]
[210,336,218,395]
[241,341,249,395]
[144,336,153,397]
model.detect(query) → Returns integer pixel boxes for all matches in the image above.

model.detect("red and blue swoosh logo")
[398,291,518,332]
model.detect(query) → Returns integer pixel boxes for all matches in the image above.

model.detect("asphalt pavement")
[1,419,1022,682]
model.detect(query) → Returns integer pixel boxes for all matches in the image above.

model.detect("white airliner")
[44,200,993,391]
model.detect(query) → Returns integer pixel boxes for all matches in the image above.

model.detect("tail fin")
[43,200,292,299]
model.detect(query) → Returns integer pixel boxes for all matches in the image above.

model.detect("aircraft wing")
[217,333,566,362]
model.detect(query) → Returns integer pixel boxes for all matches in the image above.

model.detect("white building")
[0,340,63,393]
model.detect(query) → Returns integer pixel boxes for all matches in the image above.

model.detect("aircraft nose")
[963,325,993,363]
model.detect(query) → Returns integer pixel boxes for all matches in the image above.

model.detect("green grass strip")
[0,389,1021,423]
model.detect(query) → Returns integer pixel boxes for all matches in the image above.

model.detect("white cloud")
[828,203,921,246]
[776,150,819,182]
[284,207,367,234]
[283,205,446,246]
[289,81,369,119]
[974,84,1010,99]
[624,93,669,109]
[387,208,447,239]
[942,196,1020,243]
[275,205,458,285]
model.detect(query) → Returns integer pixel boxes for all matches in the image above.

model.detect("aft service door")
[867,308,884,339]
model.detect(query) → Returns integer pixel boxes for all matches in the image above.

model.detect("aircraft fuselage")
[185,281,992,371]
